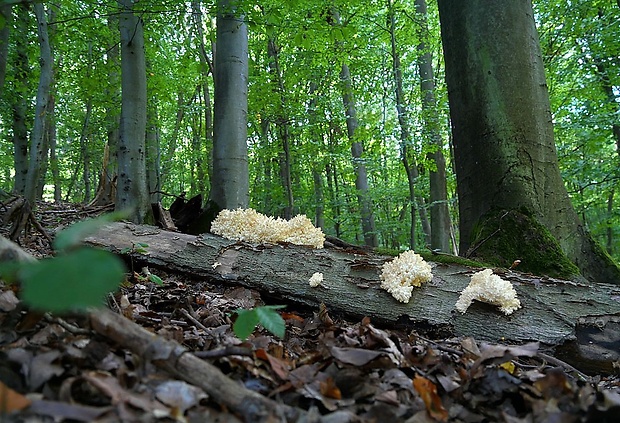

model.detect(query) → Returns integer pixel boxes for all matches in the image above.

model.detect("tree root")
[1,195,52,244]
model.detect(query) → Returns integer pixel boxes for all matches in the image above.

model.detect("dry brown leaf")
[0,380,31,413]
[413,374,448,422]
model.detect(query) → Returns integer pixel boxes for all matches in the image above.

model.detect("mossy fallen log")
[85,222,620,374]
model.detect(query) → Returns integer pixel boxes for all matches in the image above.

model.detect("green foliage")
[3,213,128,313]
[20,248,125,312]
[233,305,286,340]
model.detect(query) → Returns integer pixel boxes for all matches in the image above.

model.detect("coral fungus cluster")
[210,208,325,249]
[379,251,433,303]
[455,269,521,315]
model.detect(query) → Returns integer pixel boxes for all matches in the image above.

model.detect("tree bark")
[11,5,29,196]
[117,0,150,223]
[437,0,620,283]
[209,0,249,211]
[0,4,11,92]
[84,222,620,374]
[267,37,294,219]
[24,3,52,206]
[80,100,93,203]
[415,0,452,253]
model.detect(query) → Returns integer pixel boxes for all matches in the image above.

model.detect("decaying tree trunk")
[85,222,620,374]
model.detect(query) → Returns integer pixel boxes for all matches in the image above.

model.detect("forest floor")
[1,201,619,422]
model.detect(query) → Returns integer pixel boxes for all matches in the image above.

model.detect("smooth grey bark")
[24,3,52,206]
[437,0,620,283]
[79,100,93,203]
[387,1,419,250]
[192,1,214,184]
[308,82,324,229]
[0,4,11,92]
[209,0,249,210]
[267,37,294,219]
[340,63,378,247]
[414,0,452,253]
[146,99,161,204]
[48,92,60,202]
[117,0,150,223]
[11,4,29,196]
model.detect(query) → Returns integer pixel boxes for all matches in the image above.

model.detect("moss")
[467,209,580,279]
[419,252,487,268]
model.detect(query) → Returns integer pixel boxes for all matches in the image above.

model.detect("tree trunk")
[80,100,93,203]
[209,0,249,211]
[340,63,378,247]
[267,37,294,219]
[0,4,11,92]
[11,5,30,196]
[414,0,452,253]
[24,3,52,206]
[146,99,161,204]
[387,1,419,250]
[117,0,150,223]
[437,0,620,283]
[307,82,325,229]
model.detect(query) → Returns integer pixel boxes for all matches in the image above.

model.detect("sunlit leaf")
[255,305,286,338]
[233,308,260,340]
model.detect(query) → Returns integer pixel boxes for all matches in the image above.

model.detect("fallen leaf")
[330,346,384,366]
[413,374,448,422]
[0,380,31,413]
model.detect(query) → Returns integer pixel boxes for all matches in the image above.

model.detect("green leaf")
[53,211,130,252]
[149,274,163,285]
[20,248,126,312]
[233,308,260,340]
[255,305,286,338]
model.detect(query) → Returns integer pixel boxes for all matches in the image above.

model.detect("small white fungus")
[309,272,323,287]
[455,269,521,315]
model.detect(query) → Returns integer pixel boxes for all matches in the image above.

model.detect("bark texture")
[24,3,52,205]
[437,0,620,283]
[117,0,150,223]
[85,223,620,374]
[209,0,249,211]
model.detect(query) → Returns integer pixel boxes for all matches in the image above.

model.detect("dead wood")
[86,307,304,422]
[85,222,620,375]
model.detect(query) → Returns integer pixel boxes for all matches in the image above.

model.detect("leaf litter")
[0,201,619,422]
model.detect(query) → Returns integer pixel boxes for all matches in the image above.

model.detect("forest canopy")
[0,0,618,267]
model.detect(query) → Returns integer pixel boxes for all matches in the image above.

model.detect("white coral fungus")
[455,269,521,315]
[309,272,323,287]
[380,251,433,303]
[210,208,325,248]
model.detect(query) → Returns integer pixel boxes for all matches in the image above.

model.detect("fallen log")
[85,222,620,374]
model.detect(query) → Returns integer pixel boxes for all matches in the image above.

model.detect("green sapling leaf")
[255,305,286,339]
[20,248,125,312]
[233,308,260,340]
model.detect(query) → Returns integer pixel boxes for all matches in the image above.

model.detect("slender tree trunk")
[24,3,52,206]
[209,0,249,210]
[437,0,620,283]
[308,82,324,229]
[0,4,11,92]
[117,0,150,223]
[80,100,92,203]
[11,5,30,196]
[387,0,419,250]
[49,94,61,202]
[414,0,452,252]
[267,37,294,219]
[340,62,378,247]
[146,99,161,204]
[192,1,214,184]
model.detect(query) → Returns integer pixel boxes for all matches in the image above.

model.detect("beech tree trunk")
[437,0,620,283]
[11,5,29,196]
[209,0,249,211]
[0,4,10,92]
[415,0,452,253]
[24,3,52,206]
[117,0,150,223]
